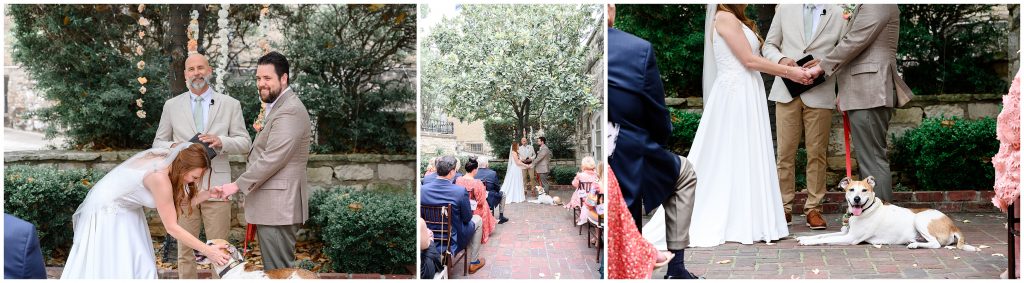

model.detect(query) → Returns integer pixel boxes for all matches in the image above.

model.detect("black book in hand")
[781,55,826,96]
[189,133,218,160]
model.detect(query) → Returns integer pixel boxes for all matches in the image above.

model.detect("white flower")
[139,86,147,94]
[138,17,150,27]
[136,98,144,107]
[190,10,199,20]
[136,110,147,119]
[136,60,145,70]
[137,4,145,13]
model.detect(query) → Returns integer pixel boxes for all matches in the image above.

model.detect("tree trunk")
[518,97,531,140]
[166,5,190,97]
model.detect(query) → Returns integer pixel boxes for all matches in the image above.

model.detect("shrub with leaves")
[552,166,579,185]
[668,108,702,156]
[4,165,105,261]
[308,185,416,274]
[892,116,998,190]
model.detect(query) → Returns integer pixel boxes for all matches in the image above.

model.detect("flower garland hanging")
[135,4,149,119]
[187,10,200,54]
[214,4,230,93]
[258,4,271,54]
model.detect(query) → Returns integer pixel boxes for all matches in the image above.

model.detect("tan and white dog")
[796,177,977,251]
[194,239,320,279]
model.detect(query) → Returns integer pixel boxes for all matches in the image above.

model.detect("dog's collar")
[861,198,877,214]
[218,257,244,278]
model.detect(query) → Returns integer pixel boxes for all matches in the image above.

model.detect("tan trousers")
[665,156,698,250]
[522,168,537,192]
[177,200,231,279]
[775,97,832,215]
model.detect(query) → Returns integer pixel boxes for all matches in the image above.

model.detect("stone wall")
[4,150,416,240]
[668,93,1003,188]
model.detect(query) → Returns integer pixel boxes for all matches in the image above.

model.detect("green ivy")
[891,116,998,190]
[4,165,105,261]
[308,185,416,274]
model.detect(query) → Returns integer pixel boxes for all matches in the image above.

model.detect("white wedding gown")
[61,147,185,279]
[644,24,788,249]
[500,147,526,203]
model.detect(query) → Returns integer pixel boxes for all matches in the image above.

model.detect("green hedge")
[4,165,105,260]
[892,116,998,190]
[490,162,508,182]
[669,108,702,156]
[551,166,578,186]
[308,185,416,274]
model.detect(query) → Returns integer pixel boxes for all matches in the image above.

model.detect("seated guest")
[422,157,438,185]
[5,214,47,279]
[456,157,498,244]
[420,156,486,274]
[565,156,601,216]
[474,157,509,224]
[419,218,444,279]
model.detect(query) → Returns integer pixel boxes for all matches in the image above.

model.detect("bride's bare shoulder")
[714,11,740,25]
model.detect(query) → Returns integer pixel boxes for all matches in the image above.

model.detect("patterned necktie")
[253,102,267,132]
[193,96,205,133]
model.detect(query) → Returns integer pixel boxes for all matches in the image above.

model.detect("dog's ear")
[194,250,210,265]
[838,177,851,189]
[864,176,876,188]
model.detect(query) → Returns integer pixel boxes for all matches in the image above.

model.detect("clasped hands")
[779,57,826,85]
[209,182,240,199]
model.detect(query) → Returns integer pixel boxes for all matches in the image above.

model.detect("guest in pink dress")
[993,71,1020,278]
[457,157,497,244]
[566,156,601,210]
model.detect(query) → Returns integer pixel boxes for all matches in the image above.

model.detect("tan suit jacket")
[820,4,913,111]
[762,4,846,109]
[534,145,552,174]
[153,90,252,195]
[235,88,312,225]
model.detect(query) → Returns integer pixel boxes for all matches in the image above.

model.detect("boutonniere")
[841,4,858,20]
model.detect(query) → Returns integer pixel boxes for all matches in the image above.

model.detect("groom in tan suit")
[152,53,251,279]
[809,4,914,202]
[762,4,845,230]
[218,51,312,270]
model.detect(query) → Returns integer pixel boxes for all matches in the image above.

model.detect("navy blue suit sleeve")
[643,43,672,144]
[23,228,46,279]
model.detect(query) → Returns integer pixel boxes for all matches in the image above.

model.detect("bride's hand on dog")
[202,244,232,266]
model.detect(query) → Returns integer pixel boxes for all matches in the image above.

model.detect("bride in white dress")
[61,143,231,279]
[644,4,814,249]
[500,142,529,204]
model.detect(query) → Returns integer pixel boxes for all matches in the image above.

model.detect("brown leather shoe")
[806,210,827,230]
[785,213,792,225]
[469,258,486,274]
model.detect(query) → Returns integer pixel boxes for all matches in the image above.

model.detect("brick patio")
[649,212,1012,279]
[450,189,602,279]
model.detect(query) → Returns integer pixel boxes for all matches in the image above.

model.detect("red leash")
[243,224,256,256]
[842,110,853,179]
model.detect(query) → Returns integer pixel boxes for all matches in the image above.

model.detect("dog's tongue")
[851,206,864,216]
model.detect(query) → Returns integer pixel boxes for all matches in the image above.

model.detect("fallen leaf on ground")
[716,259,732,264]
[812,269,820,275]
[979,245,991,249]
[954,256,961,260]
[873,244,882,249]
[993,253,1006,257]
[962,219,971,223]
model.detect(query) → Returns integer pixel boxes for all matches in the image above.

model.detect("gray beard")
[188,75,210,92]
